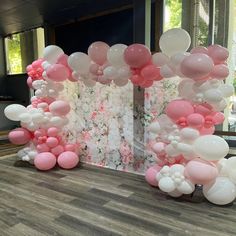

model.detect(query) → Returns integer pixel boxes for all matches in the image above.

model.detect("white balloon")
[4,104,27,121]
[114,78,128,87]
[177,143,194,156]
[178,79,195,99]
[31,113,44,123]
[219,84,234,97]
[149,121,160,134]
[68,52,91,75]
[203,177,236,205]
[152,53,169,67]
[159,177,175,193]
[180,128,199,140]
[83,79,96,87]
[159,28,191,57]
[117,66,131,79]
[165,144,181,157]
[193,135,229,161]
[219,157,236,184]
[168,190,182,197]
[19,113,32,123]
[41,61,51,70]
[169,164,185,174]
[212,99,227,111]
[204,89,223,103]
[107,44,127,67]
[43,45,64,64]
[103,66,117,79]
[160,65,175,78]
[177,181,195,194]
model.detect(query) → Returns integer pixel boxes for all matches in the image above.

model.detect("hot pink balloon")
[34,152,57,171]
[88,41,109,65]
[130,74,145,85]
[145,165,162,187]
[124,44,151,68]
[51,145,64,156]
[8,128,31,145]
[57,151,79,169]
[208,44,229,64]
[186,113,205,128]
[57,54,69,66]
[46,137,59,148]
[32,59,44,69]
[210,64,229,79]
[165,100,194,121]
[46,64,69,82]
[180,53,214,80]
[37,143,50,153]
[47,127,59,137]
[49,100,70,116]
[141,65,162,81]
[140,79,153,88]
[185,158,218,185]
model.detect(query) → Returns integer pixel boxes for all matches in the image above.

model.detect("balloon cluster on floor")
[146,29,236,205]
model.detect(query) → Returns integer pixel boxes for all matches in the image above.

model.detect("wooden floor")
[0,146,235,235]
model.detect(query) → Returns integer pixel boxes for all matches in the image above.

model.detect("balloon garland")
[4,28,236,205]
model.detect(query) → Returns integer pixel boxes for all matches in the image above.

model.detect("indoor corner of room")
[0,1,236,236]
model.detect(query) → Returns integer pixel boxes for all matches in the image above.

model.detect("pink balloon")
[37,143,50,153]
[64,144,76,152]
[140,79,153,88]
[186,113,204,128]
[49,100,70,116]
[151,142,166,154]
[140,65,162,81]
[47,127,59,137]
[8,128,31,145]
[199,126,215,135]
[194,104,212,116]
[57,54,69,66]
[185,158,218,185]
[145,165,161,187]
[26,65,33,72]
[32,59,44,69]
[57,151,79,169]
[124,44,151,68]
[34,152,57,171]
[89,63,100,75]
[46,64,69,82]
[88,41,109,65]
[46,137,59,148]
[212,112,225,125]
[165,100,194,121]
[51,145,64,156]
[34,129,47,139]
[190,46,208,55]
[27,77,33,88]
[210,64,229,79]
[180,53,214,80]
[208,44,229,64]
[130,74,145,85]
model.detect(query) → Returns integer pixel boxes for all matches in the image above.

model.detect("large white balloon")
[152,53,169,67]
[193,135,229,161]
[68,52,91,75]
[107,44,127,67]
[4,104,27,121]
[43,45,64,64]
[159,28,191,57]
[203,177,236,205]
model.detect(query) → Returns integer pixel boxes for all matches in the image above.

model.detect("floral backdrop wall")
[62,78,179,174]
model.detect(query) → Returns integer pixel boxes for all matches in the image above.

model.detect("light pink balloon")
[26,65,33,72]
[165,100,194,121]
[34,129,47,138]
[185,158,218,185]
[57,151,79,169]
[130,74,145,85]
[64,144,76,152]
[34,152,57,171]
[194,104,212,116]
[46,64,70,82]
[140,65,162,81]
[212,112,225,125]
[51,145,64,156]
[140,79,153,88]
[8,128,31,145]
[46,137,59,148]
[199,126,215,135]
[47,127,59,137]
[32,59,44,69]
[124,44,151,68]
[27,77,33,88]
[89,63,100,75]
[145,165,162,187]
[208,44,229,64]
[210,64,229,79]
[36,143,50,153]
[181,53,214,80]
[152,142,166,154]
[186,113,204,128]
[88,41,109,65]
[190,46,208,55]
[57,54,69,66]
[49,100,70,116]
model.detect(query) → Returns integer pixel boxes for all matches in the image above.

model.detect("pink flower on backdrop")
[144,92,151,100]
[82,131,91,142]
[91,111,97,120]
[98,103,105,112]
[120,142,133,165]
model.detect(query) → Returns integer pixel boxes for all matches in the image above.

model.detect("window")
[4,27,45,75]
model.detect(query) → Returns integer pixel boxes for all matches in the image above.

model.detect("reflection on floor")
[0,144,235,236]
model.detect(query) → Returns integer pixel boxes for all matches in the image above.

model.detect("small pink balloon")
[210,64,229,79]
[34,129,47,138]
[194,104,212,116]
[51,145,64,156]
[49,100,70,116]
[37,143,50,153]
[199,126,215,135]
[187,113,205,128]
[8,128,31,145]
[32,59,44,69]
[26,65,33,72]
[88,41,109,65]
[89,63,100,75]
[57,54,69,66]
[130,74,145,85]
[57,151,79,169]
[208,44,229,64]
[190,46,208,55]
[185,158,218,185]
[27,77,33,88]
[212,112,225,125]
[165,100,194,121]
[47,127,59,137]
[34,152,57,171]
[140,79,153,88]
[46,64,69,82]
[145,165,162,187]
[181,53,214,80]
[64,144,76,152]
[46,137,59,148]
[152,142,166,154]
[124,44,151,68]
[140,65,162,81]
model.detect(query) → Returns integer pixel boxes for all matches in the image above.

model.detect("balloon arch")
[4,28,236,205]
